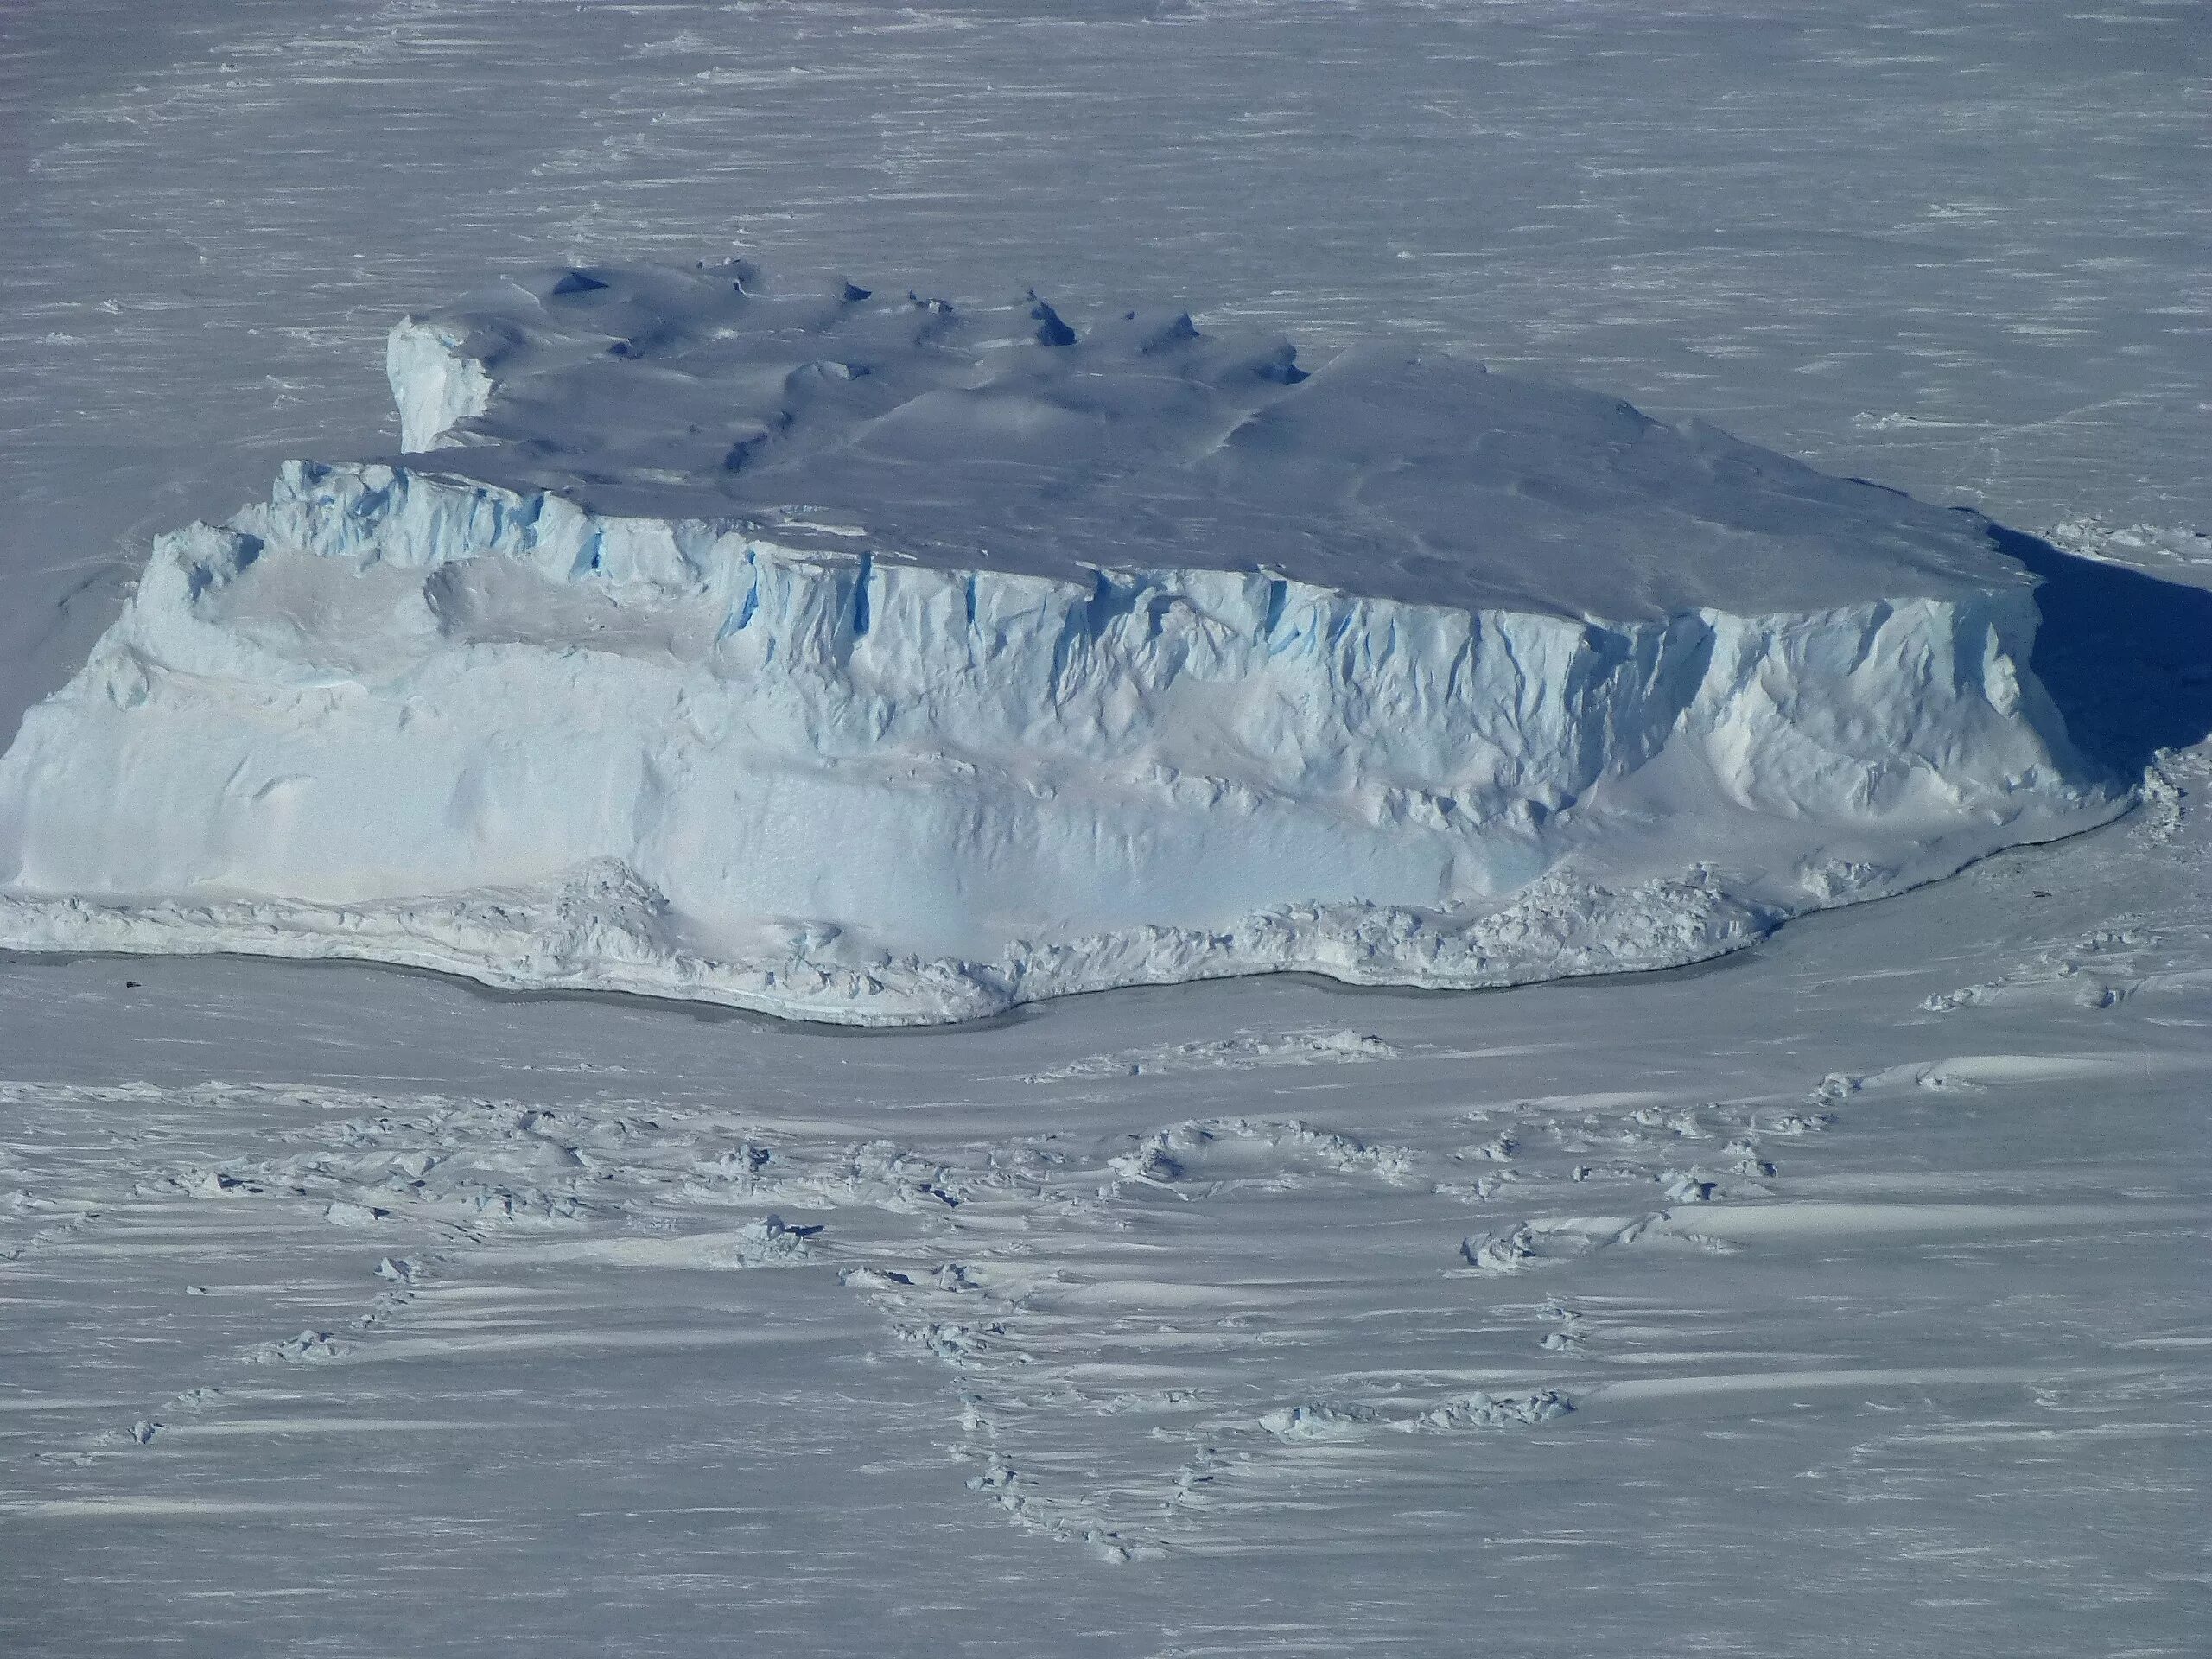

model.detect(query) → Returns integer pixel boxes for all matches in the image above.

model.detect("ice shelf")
[0,263,2124,1022]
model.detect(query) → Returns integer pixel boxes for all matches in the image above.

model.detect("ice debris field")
[0,264,2131,1022]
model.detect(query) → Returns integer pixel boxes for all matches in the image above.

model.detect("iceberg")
[0,262,2124,1023]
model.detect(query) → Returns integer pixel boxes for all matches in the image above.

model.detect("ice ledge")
[0,448,2126,1021]
[0,859,1782,1027]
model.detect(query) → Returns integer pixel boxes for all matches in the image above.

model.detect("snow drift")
[0,263,2124,1022]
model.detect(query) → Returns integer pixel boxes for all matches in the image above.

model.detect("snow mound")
[0,263,2125,1023]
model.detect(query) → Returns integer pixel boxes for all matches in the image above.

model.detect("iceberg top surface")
[387,262,2023,621]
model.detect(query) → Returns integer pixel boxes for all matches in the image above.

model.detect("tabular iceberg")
[0,263,2124,1023]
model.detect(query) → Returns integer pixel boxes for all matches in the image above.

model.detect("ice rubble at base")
[0,263,2128,1023]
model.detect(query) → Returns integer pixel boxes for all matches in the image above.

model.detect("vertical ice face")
[386,318,493,453]
[0,266,2124,1023]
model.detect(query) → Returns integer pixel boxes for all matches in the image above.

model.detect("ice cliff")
[0,262,2125,1022]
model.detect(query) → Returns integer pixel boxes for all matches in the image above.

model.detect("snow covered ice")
[0,264,2126,1021]
[4,3,2209,1654]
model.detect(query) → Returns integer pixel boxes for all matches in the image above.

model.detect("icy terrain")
[0,268,2124,1020]
[3,747,2208,1654]
[3,2,2208,1655]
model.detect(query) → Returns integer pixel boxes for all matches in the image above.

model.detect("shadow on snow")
[1993,523,2212,782]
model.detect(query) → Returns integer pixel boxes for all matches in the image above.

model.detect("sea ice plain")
[0,265,2128,1021]
[3,753,2208,1655]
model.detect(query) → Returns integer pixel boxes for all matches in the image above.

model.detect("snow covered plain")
[3,0,2209,1653]
[4,771,2209,1653]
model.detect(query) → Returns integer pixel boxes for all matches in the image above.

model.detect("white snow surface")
[377,263,2025,620]
[5,4,2209,1654]
[0,267,2122,1022]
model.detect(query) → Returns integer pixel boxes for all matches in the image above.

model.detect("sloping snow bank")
[0,270,2125,1022]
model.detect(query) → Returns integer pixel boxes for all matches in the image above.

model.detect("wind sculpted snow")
[375,262,2027,620]
[0,265,2127,1021]
[3,752,2208,1650]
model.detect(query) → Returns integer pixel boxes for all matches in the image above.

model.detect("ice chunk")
[0,264,2125,1023]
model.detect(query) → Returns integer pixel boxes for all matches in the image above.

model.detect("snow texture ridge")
[0,263,2126,1023]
